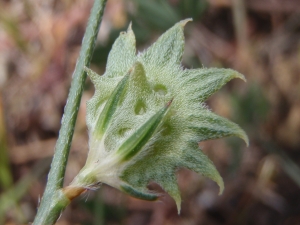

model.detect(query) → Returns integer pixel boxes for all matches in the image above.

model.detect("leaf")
[139,18,192,68]
[188,109,249,145]
[73,19,248,213]
[85,68,122,131]
[105,24,136,77]
[93,71,130,138]
[117,99,172,162]
[181,68,246,101]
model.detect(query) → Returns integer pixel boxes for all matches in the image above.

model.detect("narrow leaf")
[117,100,173,161]
[94,72,130,137]
[182,68,246,101]
[121,184,158,201]
[181,142,224,194]
[140,19,192,67]
[189,110,249,146]
[85,68,121,131]
[105,24,136,77]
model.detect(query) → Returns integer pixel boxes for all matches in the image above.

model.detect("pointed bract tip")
[240,131,250,147]
[176,202,181,215]
[178,18,193,27]
[245,137,250,147]
[235,71,247,82]
[217,178,224,195]
[172,195,182,214]
[120,22,134,36]
[127,22,133,32]
[85,66,99,84]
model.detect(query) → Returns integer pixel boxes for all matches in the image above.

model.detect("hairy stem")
[32,0,107,224]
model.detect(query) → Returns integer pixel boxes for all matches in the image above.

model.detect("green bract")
[71,19,248,212]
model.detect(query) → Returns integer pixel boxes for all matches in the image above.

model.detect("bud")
[71,19,248,213]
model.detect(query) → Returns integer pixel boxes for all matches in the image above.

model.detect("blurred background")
[1,0,300,224]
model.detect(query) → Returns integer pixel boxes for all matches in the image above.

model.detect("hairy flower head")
[71,19,248,212]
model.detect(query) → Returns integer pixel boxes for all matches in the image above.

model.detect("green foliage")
[72,19,248,213]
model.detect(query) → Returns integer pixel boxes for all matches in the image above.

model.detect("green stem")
[33,0,107,224]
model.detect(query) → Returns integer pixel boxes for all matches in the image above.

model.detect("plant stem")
[32,0,107,224]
